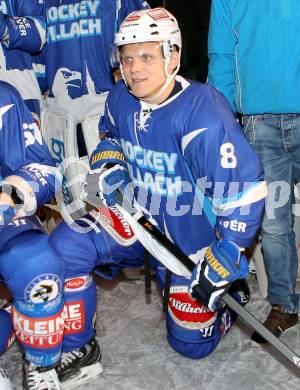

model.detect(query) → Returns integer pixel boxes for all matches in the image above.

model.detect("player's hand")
[0,12,6,41]
[83,164,132,207]
[189,240,249,311]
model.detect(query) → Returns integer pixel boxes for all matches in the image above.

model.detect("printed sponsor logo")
[219,219,247,233]
[91,206,136,246]
[200,325,214,338]
[148,8,169,21]
[47,1,101,43]
[90,150,125,166]
[64,301,85,334]
[65,277,85,289]
[205,246,230,279]
[25,350,61,367]
[168,286,217,330]
[125,14,140,22]
[64,275,92,292]
[13,307,64,348]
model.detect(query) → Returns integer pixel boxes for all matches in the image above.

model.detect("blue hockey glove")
[189,240,249,311]
[0,12,6,41]
[84,164,132,207]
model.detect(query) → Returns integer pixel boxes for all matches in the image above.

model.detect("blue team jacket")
[208,0,300,114]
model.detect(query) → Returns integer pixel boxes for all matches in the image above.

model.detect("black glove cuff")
[0,184,23,204]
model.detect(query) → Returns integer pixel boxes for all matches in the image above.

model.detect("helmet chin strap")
[141,56,180,104]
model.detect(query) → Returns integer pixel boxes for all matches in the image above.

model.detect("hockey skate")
[22,359,61,390]
[56,336,103,389]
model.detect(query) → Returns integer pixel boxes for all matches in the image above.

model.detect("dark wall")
[147,0,212,82]
[147,0,164,7]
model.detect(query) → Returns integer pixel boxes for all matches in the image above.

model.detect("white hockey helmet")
[0,368,12,390]
[115,8,182,103]
[115,7,182,57]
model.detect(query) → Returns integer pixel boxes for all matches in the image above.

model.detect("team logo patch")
[25,274,61,303]
[168,286,217,330]
[64,300,85,334]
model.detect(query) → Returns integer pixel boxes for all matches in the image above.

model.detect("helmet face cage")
[115,8,182,58]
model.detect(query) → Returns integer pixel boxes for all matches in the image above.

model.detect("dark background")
[147,0,212,82]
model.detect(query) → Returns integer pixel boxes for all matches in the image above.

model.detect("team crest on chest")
[134,109,152,133]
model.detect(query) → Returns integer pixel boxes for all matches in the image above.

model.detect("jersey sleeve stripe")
[213,180,267,212]
[181,128,208,154]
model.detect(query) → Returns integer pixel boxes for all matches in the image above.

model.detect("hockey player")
[38,0,150,216]
[84,8,268,356]
[0,0,46,119]
[0,81,64,389]
[47,7,267,382]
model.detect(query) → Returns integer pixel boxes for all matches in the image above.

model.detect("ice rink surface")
[1,274,300,390]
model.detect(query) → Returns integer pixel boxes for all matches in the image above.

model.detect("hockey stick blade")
[116,203,300,370]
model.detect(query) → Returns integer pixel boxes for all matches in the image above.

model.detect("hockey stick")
[114,200,300,370]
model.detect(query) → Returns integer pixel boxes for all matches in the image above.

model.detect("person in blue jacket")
[208,0,300,342]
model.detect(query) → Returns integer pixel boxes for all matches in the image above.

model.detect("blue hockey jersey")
[98,77,267,256]
[0,81,56,204]
[0,1,46,105]
[39,0,149,118]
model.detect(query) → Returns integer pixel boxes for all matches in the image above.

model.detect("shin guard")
[63,274,97,352]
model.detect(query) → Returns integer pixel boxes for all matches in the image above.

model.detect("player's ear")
[168,50,180,73]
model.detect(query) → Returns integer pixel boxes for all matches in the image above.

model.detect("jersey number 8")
[220,143,237,168]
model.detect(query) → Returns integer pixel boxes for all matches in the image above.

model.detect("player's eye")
[140,54,153,63]
[121,56,133,66]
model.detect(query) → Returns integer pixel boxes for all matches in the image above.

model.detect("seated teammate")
[0,81,64,390]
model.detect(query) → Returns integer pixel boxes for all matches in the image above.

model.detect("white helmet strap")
[141,42,181,103]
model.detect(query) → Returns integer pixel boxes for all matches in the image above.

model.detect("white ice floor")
[1,274,300,390]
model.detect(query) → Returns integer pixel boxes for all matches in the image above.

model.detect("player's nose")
[130,57,143,73]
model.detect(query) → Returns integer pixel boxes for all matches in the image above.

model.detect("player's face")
[120,42,178,104]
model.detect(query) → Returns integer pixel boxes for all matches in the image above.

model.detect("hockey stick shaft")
[116,204,300,369]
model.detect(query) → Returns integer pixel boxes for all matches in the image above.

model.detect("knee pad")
[50,209,144,281]
[50,221,98,277]
[157,268,234,359]
[13,293,64,367]
[2,230,64,300]
[63,274,97,352]
[0,307,14,355]
[5,231,65,367]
